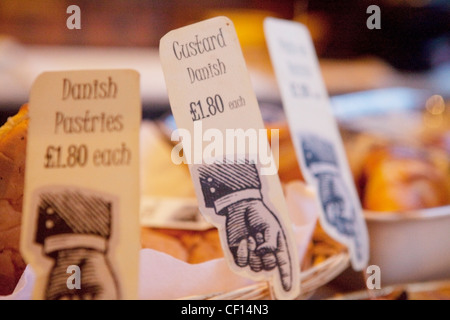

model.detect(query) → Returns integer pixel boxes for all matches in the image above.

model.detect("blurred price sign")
[264,17,369,271]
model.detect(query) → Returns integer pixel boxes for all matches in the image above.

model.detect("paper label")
[159,16,300,299]
[264,17,369,271]
[21,70,141,299]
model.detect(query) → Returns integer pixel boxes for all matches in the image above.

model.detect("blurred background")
[1,0,450,297]
[0,0,449,119]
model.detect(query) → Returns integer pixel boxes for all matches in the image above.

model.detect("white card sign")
[160,16,300,299]
[264,17,369,271]
[21,69,141,299]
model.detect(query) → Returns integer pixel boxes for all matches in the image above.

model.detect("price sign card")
[21,69,141,300]
[264,18,369,271]
[160,16,300,299]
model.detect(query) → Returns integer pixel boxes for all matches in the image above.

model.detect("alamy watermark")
[66,265,81,289]
[66,5,81,30]
[366,5,381,30]
[366,264,381,289]
[170,121,280,176]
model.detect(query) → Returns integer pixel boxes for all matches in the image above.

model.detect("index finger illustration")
[274,229,293,292]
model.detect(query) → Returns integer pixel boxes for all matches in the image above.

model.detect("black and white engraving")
[197,158,293,292]
[301,135,356,236]
[35,188,119,300]
[301,134,364,261]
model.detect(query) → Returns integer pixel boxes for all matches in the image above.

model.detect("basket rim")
[179,250,351,300]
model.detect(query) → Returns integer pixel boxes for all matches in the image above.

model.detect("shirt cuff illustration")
[213,189,262,213]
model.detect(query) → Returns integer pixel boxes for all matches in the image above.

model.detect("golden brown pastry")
[361,145,450,211]
[140,227,224,264]
[341,130,388,192]
[140,227,189,262]
[0,104,28,295]
[186,229,223,264]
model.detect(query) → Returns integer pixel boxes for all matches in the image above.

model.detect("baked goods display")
[1,97,448,298]
[342,104,450,212]
[141,227,223,264]
[355,144,450,211]
[141,224,346,271]
[137,119,349,300]
[266,103,450,213]
[0,104,28,295]
[0,113,338,298]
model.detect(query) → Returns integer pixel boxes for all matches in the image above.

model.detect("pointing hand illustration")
[302,135,356,236]
[314,172,355,236]
[225,198,292,291]
[44,248,119,300]
[198,159,293,292]
[35,188,119,300]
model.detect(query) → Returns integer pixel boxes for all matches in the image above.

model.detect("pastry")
[361,145,450,211]
[140,227,189,262]
[140,227,224,264]
[0,104,28,295]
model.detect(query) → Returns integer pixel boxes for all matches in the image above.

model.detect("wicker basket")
[181,223,350,300]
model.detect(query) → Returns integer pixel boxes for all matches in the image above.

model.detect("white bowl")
[365,206,450,286]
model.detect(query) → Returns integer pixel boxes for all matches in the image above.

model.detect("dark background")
[1,0,448,71]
